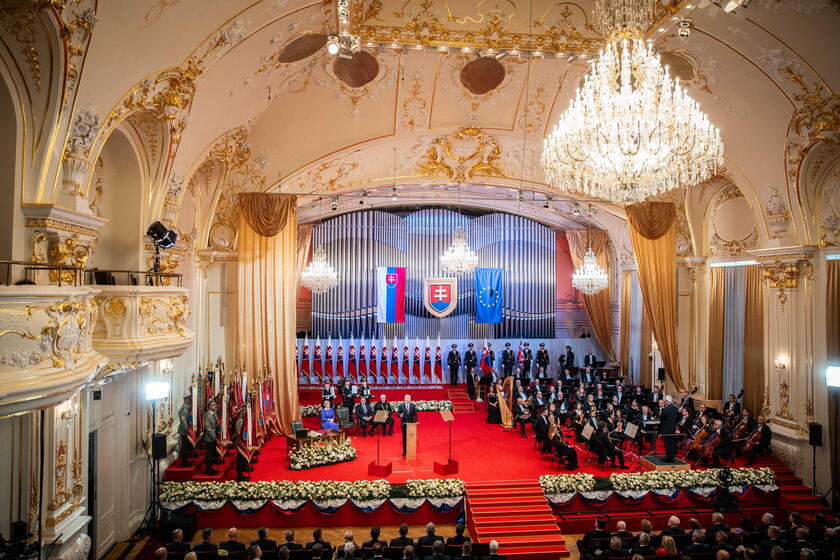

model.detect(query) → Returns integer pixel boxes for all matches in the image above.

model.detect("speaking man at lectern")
[398,394,418,457]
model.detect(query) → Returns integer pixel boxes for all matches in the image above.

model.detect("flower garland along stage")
[289,438,357,470]
[540,467,778,504]
[300,400,452,417]
[160,479,466,515]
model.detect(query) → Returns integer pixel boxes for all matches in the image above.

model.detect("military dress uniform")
[178,401,194,466]
[536,346,550,378]
[233,413,249,480]
[522,345,533,377]
[447,346,461,386]
[464,347,478,399]
[203,408,219,474]
[501,345,515,378]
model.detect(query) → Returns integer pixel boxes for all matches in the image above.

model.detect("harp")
[497,377,515,430]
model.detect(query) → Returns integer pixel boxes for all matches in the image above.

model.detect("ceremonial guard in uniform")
[447,344,461,386]
[203,401,219,475]
[178,394,195,466]
[464,343,478,399]
[234,406,249,481]
[501,343,515,378]
[522,342,533,377]
[536,343,550,378]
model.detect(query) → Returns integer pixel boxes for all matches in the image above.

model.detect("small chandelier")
[541,0,723,205]
[440,228,479,274]
[572,247,609,295]
[301,245,338,293]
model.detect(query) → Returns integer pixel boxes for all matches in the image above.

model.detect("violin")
[699,430,721,460]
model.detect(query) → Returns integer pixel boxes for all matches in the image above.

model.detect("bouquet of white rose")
[300,400,452,417]
[289,439,358,470]
[539,473,596,494]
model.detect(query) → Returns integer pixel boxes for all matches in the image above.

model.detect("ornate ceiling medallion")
[416,127,506,181]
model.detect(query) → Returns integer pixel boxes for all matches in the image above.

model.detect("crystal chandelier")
[440,228,479,274]
[572,246,609,295]
[301,245,338,293]
[541,0,724,205]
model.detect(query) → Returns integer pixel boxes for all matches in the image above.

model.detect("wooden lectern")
[405,422,418,460]
[434,410,459,474]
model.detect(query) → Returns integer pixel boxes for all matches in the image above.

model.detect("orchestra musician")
[535,366,549,386]
[563,345,576,369]
[533,407,551,452]
[530,391,546,412]
[685,414,712,461]
[536,343,550,377]
[552,428,579,470]
[677,407,694,436]
[591,421,629,469]
[730,408,757,445]
[650,386,662,408]
[570,403,586,441]
[678,390,696,416]
[464,343,478,399]
[513,397,530,438]
[501,343,515,379]
[637,405,658,448]
[583,348,597,368]
[723,393,741,417]
[708,418,732,467]
[743,415,772,465]
[581,367,596,385]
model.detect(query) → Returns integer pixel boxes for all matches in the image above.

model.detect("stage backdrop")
[310,208,557,339]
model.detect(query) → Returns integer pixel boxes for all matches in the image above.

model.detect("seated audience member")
[687,519,703,539]
[788,528,812,555]
[194,528,219,553]
[156,548,168,560]
[251,527,277,556]
[306,529,332,552]
[797,550,815,560]
[185,553,197,560]
[656,536,679,557]
[712,532,734,555]
[638,520,656,543]
[363,526,387,550]
[808,513,828,543]
[598,536,630,560]
[662,517,686,537]
[454,541,473,560]
[391,524,415,548]
[309,544,323,560]
[683,531,711,554]
[632,533,657,557]
[338,542,355,559]
[578,518,613,554]
[446,523,471,547]
[768,546,785,560]
[615,521,634,541]
[418,523,445,548]
[403,545,416,560]
[424,540,450,560]
[167,529,191,554]
[716,552,730,560]
[371,542,385,559]
[281,530,302,551]
[759,527,786,555]
[247,547,261,560]
[277,547,289,560]
[483,540,505,559]
[760,514,776,534]
[783,513,806,543]
[707,513,731,537]
[220,528,247,555]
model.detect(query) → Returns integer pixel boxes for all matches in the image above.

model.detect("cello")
[739,425,763,455]
[699,429,721,463]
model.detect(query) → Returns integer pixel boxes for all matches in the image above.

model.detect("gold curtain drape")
[640,304,652,387]
[620,270,633,376]
[626,202,685,392]
[237,193,299,435]
[743,265,764,416]
[566,230,616,362]
[707,267,726,400]
[826,261,840,507]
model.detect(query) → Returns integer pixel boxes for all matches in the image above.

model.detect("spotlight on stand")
[146,221,177,286]
[135,379,171,537]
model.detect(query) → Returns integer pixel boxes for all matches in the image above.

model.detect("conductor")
[397,394,418,457]
[660,395,680,463]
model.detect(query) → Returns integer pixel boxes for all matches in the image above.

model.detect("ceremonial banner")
[480,343,493,374]
[475,268,503,323]
[402,339,410,383]
[413,339,422,383]
[376,266,406,323]
[336,338,345,379]
[348,338,357,381]
[423,278,458,318]
[325,338,334,382]
[434,336,443,383]
[312,338,323,382]
[423,337,433,382]
[374,341,383,381]
[389,337,399,382]
[357,338,366,383]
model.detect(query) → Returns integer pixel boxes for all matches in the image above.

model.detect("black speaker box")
[296,429,309,439]
[10,520,28,540]
[808,422,822,446]
[158,511,196,541]
[658,367,666,381]
[152,433,167,459]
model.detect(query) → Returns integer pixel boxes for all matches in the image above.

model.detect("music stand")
[434,410,459,474]
[642,421,661,456]
[368,409,392,476]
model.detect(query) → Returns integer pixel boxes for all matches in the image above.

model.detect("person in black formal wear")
[166,529,191,555]
[563,346,575,369]
[390,524,415,549]
[398,394,419,456]
[632,533,657,557]
[598,536,629,560]
[661,516,685,537]
[613,521,634,541]
[363,526,387,550]
[684,531,712,554]
[305,528,331,552]
[358,378,372,400]
[154,547,167,560]
[447,344,461,386]
[583,348,598,368]
[220,528,247,556]
[321,381,337,405]
[707,513,731,537]
[251,528,277,557]
[533,407,550,450]
[659,395,680,462]
[711,532,734,555]
[446,524,471,548]
[501,343,515,378]
[355,397,375,437]
[513,397,530,437]
[710,419,732,467]
[578,518,612,555]
[454,542,473,560]
[591,421,629,468]
[744,415,772,465]
[464,344,478,399]
[370,543,386,559]
[723,394,741,417]
[553,430,579,470]
[522,342,533,377]
[280,530,302,552]
[482,540,505,560]
[424,540,451,560]
[194,528,219,554]
[417,523,445,549]
[373,394,394,436]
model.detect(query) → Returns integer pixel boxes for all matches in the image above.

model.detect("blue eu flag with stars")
[475,268,503,323]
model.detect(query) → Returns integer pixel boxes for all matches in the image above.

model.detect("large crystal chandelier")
[440,228,479,274]
[541,0,724,205]
[572,246,609,295]
[301,245,338,293]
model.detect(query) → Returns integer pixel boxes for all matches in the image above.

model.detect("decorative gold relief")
[145,253,181,286]
[138,296,191,337]
[24,218,99,237]
[48,440,71,510]
[761,259,802,309]
[400,70,428,130]
[777,380,793,420]
[416,127,506,181]
[761,391,771,418]
[45,502,80,528]
[102,297,126,321]
[0,2,45,90]
[47,234,92,283]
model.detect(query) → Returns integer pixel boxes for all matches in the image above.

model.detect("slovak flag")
[358,339,366,382]
[348,339,357,381]
[313,338,323,382]
[402,339,410,383]
[435,336,443,383]
[336,338,345,379]
[301,337,311,379]
[375,341,384,381]
[376,267,406,323]
[480,343,493,374]
[413,338,422,383]
[390,337,400,382]
[325,337,334,382]
[517,342,524,369]
[423,337,433,382]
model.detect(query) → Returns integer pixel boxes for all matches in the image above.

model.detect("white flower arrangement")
[608,467,776,492]
[289,438,358,470]
[300,400,452,417]
[160,478,465,502]
[539,473,596,494]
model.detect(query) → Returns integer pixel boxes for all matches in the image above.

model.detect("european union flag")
[475,268,503,323]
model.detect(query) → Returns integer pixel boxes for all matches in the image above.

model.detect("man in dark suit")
[445,524,470,548]
[501,343,515,378]
[563,346,576,369]
[193,528,218,554]
[417,522,445,549]
[513,397,530,438]
[220,528,247,556]
[577,518,612,555]
[373,394,394,436]
[533,407,550,451]
[707,512,731,536]
[631,533,656,557]
[683,531,712,554]
[482,539,506,560]
[390,524,414,549]
[166,529,191,555]
[583,348,597,368]
[464,344,478,399]
[280,530,303,552]
[660,395,680,462]
[661,516,685,537]
[424,540,451,560]
[723,394,741,417]
[251,527,277,556]
[362,526,387,550]
[305,528,332,552]
[397,394,419,456]
[745,415,772,465]
[355,397,375,437]
[591,421,628,469]
[447,344,461,386]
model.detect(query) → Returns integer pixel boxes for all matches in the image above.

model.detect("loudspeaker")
[10,520,28,540]
[152,433,167,459]
[658,368,666,382]
[92,389,102,401]
[296,429,309,439]
[808,422,822,446]
[158,511,196,541]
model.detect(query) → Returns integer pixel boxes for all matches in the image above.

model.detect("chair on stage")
[290,420,303,434]
[335,407,355,432]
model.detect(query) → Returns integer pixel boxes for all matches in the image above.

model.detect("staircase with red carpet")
[770,460,835,522]
[466,480,569,560]
[448,387,475,415]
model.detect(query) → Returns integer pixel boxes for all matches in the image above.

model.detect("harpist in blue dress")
[320,400,339,430]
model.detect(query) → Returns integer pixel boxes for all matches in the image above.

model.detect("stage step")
[474,523,561,538]
[475,514,558,527]
[469,496,548,507]
[501,545,570,559]
[467,487,545,498]
[466,479,535,490]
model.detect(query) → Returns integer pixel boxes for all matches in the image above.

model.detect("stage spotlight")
[391,186,398,201]
[327,34,340,55]
[146,221,177,249]
[543,195,552,209]
[330,196,339,211]
[572,202,582,216]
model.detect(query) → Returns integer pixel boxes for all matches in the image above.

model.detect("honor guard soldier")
[464,343,478,399]
[447,344,461,386]
[203,401,220,475]
[178,394,195,466]
[234,406,249,481]
[522,342,533,377]
[501,343,515,378]
[536,343,550,378]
